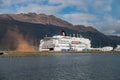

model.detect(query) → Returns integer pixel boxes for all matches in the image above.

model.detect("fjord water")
[0,53,120,80]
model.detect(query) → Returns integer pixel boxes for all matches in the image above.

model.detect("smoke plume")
[2,27,36,52]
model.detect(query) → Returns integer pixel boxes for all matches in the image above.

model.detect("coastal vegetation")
[0,51,54,57]
[0,51,120,58]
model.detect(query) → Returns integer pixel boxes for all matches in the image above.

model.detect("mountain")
[0,13,73,28]
[0,13,120,51]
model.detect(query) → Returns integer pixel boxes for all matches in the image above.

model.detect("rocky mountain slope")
[0,13,120,51]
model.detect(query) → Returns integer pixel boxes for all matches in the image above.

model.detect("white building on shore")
[114,45,120,51]
[91,46,113,51]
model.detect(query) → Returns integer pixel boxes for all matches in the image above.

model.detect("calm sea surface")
[0,53,120,80]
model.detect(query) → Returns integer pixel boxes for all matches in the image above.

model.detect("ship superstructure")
[39,32,91,52]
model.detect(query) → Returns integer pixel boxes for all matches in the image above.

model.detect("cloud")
[0,0,3,5]
[49,0,112,12]
[0,8,13,13]
[93,0,112,12]
[0,0,113,14]
[49,0,88,11]
[0,0,47,7]
[16,3,63,15]
[97,21,120,36]
[0,0,26,6]
[62,12,120,36]
[0,0,11,6]
[96,15,120,36]
[62,13,98,26]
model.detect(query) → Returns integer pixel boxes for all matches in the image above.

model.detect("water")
[0,53,120,80]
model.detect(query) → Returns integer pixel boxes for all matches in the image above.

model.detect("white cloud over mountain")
[16,4,63,15]
[93,0,112,12]
[62,13,97,26]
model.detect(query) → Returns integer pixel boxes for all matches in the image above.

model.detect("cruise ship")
[39,31,91,52]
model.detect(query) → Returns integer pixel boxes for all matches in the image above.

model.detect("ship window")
[71,41,80,44]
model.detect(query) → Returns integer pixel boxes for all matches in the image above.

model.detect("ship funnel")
[61,30,66,36]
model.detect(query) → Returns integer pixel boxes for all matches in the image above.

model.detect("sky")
[0,0,120,36]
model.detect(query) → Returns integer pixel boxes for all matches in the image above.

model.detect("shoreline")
[0,51,120,58]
